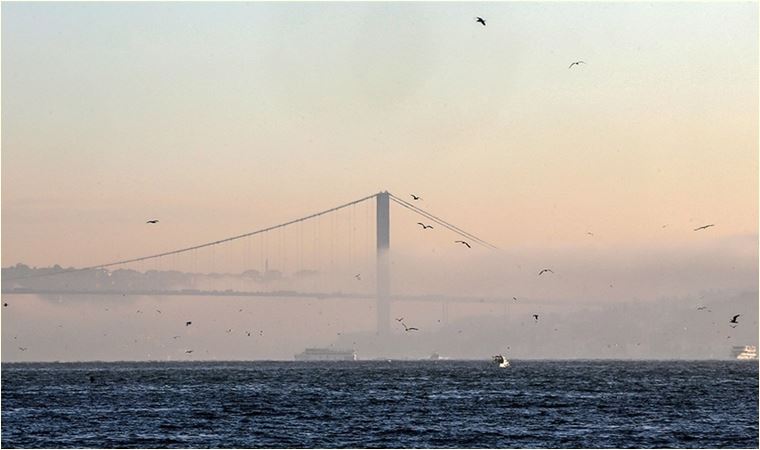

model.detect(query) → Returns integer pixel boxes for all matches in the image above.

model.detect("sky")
[1,2,757,361]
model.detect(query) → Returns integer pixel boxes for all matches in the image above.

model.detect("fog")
[3,234,756,362]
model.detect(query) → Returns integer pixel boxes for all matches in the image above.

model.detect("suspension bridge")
[3,191,508,335]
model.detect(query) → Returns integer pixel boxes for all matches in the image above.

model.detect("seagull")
[146,219,159,224]
[19,347,27,351]
[513,297,518,302]
[417,222,434,229]
[402,322,419,332]
[226,329,232,334]
[354,274,362,281]
[455,240,471,248]
[696,306,708,311]
[395,317,404,322]
[568,61,585,68]
[729,314,740,324]
[475,16,486,26]
[532,314,539,322]
[694,224,715,231]
[410,194,422,201]
[185,350,193,354]
[156,309,162,314]
[185,321,192,327]
[538,268,554,276]
[586,232,594,237]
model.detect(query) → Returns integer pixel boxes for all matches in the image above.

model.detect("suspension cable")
[5,192,380,280]
[388,193,499,250]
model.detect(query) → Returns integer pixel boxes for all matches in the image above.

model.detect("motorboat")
[492,354,510,368]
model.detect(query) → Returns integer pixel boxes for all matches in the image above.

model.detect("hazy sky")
[1,2,757,361]
[2,1,757,267]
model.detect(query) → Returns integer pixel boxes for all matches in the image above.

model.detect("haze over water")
[2,2,757,362]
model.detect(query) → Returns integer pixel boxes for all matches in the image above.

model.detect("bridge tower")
[376,191,391,336]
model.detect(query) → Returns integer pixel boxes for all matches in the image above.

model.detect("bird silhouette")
[146,220,159,224]
[402,322,419,332]
[475,16,486,26]
[410,194,422,200]
[185,350,193,354]
[538,268,554,276]
[513,296,518,302]
[354,274,361,280]
[3,303,7,307]
[455,240,471,248]
[694,224,715,231]
[696,306,708,311]
[417,222,434,229]
[568,61,586,68]
[532,314,539,322]
[729,314,741,324]
[395,317,404,322]
[19,347,27,351]
[185,321,192,327]
[586,232,594,237]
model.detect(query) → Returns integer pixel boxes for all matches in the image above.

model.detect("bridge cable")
[5,192,380,281]
[388,194,499,250]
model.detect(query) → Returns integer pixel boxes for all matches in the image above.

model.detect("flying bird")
[696,306,708,311]
[395,317,404,322]
[354,274,361,281]
[417,222,434,229]
[18,347,27,351]
[586,232,594,237]
[156,309,161,314]
[475,16,486,26]
[532,314,539,322]
[146,220,159,224]
[185,321,192,327]
[402,322,419,332]
[3,303,7,307]
[410,194,422,200]
[694,224,715,231]
[569,61,586,68]
[455,240,471,248]
[185,350,193,354]
[729,314,741,324]
[538,268,554,276]
[513,297,518,302]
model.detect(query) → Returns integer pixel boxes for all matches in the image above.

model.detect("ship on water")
[731,345,758,360]
[294,348,357,361]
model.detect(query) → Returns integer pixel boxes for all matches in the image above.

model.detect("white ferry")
[294,348,357,361]
[731,345,758,360]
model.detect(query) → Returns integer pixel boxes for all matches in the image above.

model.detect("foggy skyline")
[2,2,757,361]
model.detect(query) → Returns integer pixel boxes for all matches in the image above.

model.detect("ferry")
[731,345,758,360]
[294,348,357,361]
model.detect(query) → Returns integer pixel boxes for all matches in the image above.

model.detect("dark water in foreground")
[2,360,757,448]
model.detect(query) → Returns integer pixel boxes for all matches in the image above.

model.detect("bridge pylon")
[376,191,390,336]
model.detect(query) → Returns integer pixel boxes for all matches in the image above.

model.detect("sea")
[1,360,757,448]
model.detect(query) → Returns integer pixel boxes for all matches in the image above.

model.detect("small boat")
[492,354,510,368]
